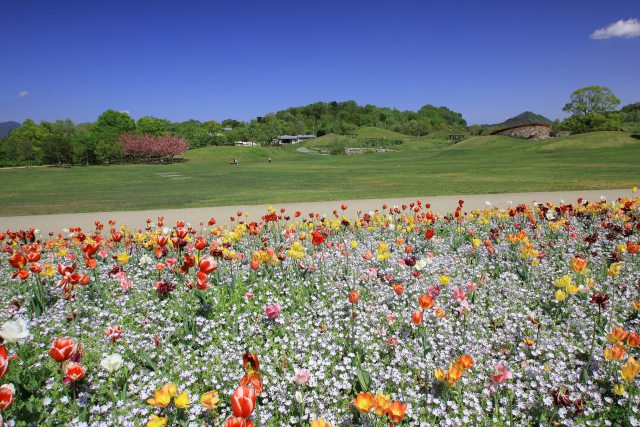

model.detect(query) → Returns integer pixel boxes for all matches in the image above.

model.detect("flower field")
[1,194,640,426]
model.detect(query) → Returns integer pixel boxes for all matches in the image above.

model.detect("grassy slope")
[1,131,639,215]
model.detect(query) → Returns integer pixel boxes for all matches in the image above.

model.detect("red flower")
[0,384,15,410]
[0,345,18,379]
[49,337,77,363]
[311,229,326,246]
[198,256,218,274]
[231,385,256,418]
[64,361,86,383]
[224,417,254,427]
[425,229,435,240]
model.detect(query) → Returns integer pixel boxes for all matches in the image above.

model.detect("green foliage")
[562,86,621,134]
[620,102,640,123]
[136,116,170,135]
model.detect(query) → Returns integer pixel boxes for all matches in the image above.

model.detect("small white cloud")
[590,18,640,39]
[18,90,29,98]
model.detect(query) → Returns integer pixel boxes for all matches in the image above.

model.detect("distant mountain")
[0,121,21,138]
[486,112,552,129]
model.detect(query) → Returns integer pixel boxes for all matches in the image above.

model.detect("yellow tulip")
[555,289,567,302]
[147,414,167,427]
[614,384,625,396]
[173,390,191,409]
[439,275,450,285]
[607,262,624,277]
[554,275,572,288]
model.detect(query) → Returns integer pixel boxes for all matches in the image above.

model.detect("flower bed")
[0,195,639,426]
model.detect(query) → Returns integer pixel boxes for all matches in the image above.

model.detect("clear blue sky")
[1,0,639,125]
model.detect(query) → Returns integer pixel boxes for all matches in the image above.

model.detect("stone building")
[491,123,552,140]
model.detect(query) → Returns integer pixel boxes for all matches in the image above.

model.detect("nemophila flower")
[100,353,124,373]
[353,392,375,413]
[0,384,15,410]
[0,318,29,343]
[264,303,281,319]
[147,414,167,427]
[231,385,256,418]
[49,337,77,363]
[200,390,220,411]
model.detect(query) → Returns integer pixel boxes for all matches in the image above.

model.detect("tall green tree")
[92,110,135,163]
[562,86,621,133]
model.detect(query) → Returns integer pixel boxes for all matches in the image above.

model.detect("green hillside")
[0,131,638,215]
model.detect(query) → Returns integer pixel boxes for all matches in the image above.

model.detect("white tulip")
[100,353,124,373]
[0,318,29,343]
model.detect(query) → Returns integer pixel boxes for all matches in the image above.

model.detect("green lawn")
[1,131,639,215]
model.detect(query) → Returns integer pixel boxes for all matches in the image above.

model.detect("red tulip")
[0,384,15,410]
[224,417,254,427]
[425,229,435,240]
[198,257,218,274]
[411,309,424,325]
[0,345,18,379]
[64,361,87,383]
[231,385,256,418]
[49,337,77,363]
[311,229,326,246]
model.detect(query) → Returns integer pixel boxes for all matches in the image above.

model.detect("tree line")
[0,102,467,166]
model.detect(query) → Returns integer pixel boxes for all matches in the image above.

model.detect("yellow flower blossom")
[117,252,130,265]
[439,275,450,285]
[173,390,191,409]
[607,262,624,277]
[147,414,167,427]
[555,289,567,302]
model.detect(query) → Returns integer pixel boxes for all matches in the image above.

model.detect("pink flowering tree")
[117,134,189,162]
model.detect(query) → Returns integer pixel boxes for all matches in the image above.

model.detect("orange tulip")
[627,332,640,348]
[353,391,375,413]
[607,326,629,344]
[200,390,220,410]
[570,257,588,274]
[435,307,446,318]
[418,294,434,310]
[387,401,407,424]
[372,391,391,416]
[627,241,640,254]
[434,368,446,382]
[348,290,360,304]
[604,345,626,361]
[411,309,423,325]
[392,283,404,295]
[456,354,474,370]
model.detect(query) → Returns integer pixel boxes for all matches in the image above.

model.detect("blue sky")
[1,0,639,125]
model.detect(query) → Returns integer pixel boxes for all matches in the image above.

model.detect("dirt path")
[0,188,634,235]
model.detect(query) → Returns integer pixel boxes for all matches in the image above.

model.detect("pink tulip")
[427,285,441,298]
[452,287,467,302]
[264,303,281,319]
[491,363,513,384]
[291,368,311,385]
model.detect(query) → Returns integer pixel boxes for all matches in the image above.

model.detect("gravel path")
[0,188,634,235]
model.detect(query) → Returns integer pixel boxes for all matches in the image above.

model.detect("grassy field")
[1,131,639,215]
